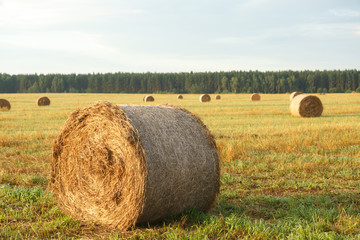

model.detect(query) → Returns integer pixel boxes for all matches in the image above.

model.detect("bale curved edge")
[0,99,11,111]
[50,101,220,230]
[37,96,51,106]
[200,94,211,102]
[251,93,260,101]
[289,91,302,101]
[290,94,323,117]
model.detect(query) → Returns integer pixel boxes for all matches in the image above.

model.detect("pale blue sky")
[0,0,359,74]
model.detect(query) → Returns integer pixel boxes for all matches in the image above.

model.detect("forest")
[0,70,359,94]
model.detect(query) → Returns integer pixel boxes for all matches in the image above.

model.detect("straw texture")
[144,96,154,102]
[290,94,323,117]
[0,99,11,111]
[251,93,261,101]
[177,95,183,99]
[50,101,220,230]
[200,94,211,102]
[215,95,221,100]
[290,91,302,101]
[37,96,51,106]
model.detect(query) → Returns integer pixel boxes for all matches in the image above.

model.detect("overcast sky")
[0,0,359,74]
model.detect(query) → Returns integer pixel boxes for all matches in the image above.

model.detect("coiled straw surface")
[0,99,11,111]
[144,96,154,102]
[37,96,51,106]
[290,94,323,117]
[200,94,211,102]
[51,101,220,230]
[290,91,302,101]
[251,93,261,101]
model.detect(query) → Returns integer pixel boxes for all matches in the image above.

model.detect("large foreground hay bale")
[215,95,221,100]
[290,94,323,117]
[37,96,50,106]
[251,93,261,101]
[0,99,11,111]
[144,95,154,102]
[290,91,302,101]
[200,94,211,102]
[50,101,220,230]
[177,94,183,99]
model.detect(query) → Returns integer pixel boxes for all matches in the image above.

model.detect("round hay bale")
[0,99,11,111]
[251,93,261,101]
[215,95,221,100]
[290,94,323,117]
[37,96,50,106]
[50,101,220,230]
[177,94,183,99]
[144,95,154,102]
[199,94,211,102]
[290,91,302,101]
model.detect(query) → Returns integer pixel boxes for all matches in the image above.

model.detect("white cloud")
[297,23,360,37]
[329,9,360,17]
[355,26,360,35]
[0,0,144,29]
[0,30,120,58]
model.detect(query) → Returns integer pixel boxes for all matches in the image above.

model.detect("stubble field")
[1,93,360,239]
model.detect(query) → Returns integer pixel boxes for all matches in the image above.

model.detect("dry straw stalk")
[50,101,220,231]
[0,99,11,111]
[289,91,302,101]
[251,93,261,101]
[200,94,211,102]
[37,96,51,106]
[290,94,323,117]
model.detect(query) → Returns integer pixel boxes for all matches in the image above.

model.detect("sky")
[0,0,359,74]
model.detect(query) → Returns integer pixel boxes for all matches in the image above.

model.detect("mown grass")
[0,93,360,239]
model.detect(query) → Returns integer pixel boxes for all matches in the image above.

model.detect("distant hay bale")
[290,94,323,117]
[144,96,154,102]
[251,93,260,101]
[215,95,221,100]
[0,99,11,111]
[37,96,50,106]
[177,95,183,99]
[290,91,302,101]
[50,101,220,231]
[200,94,211,102]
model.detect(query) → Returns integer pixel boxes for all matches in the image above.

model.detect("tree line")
[0,70,359,94]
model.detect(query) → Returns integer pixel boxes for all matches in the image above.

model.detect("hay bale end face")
[251,93,261,101]
[37,96,51,106]
[200,94,211,102]
[290,94,323,117]
[290,91,302,101]
[0,99,11,111]
[177,95,183,99]
[215,95,221,100]
[50,102,220,230]
[144,96,154,102]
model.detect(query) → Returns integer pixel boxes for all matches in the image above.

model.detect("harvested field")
[1,93,360,239]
